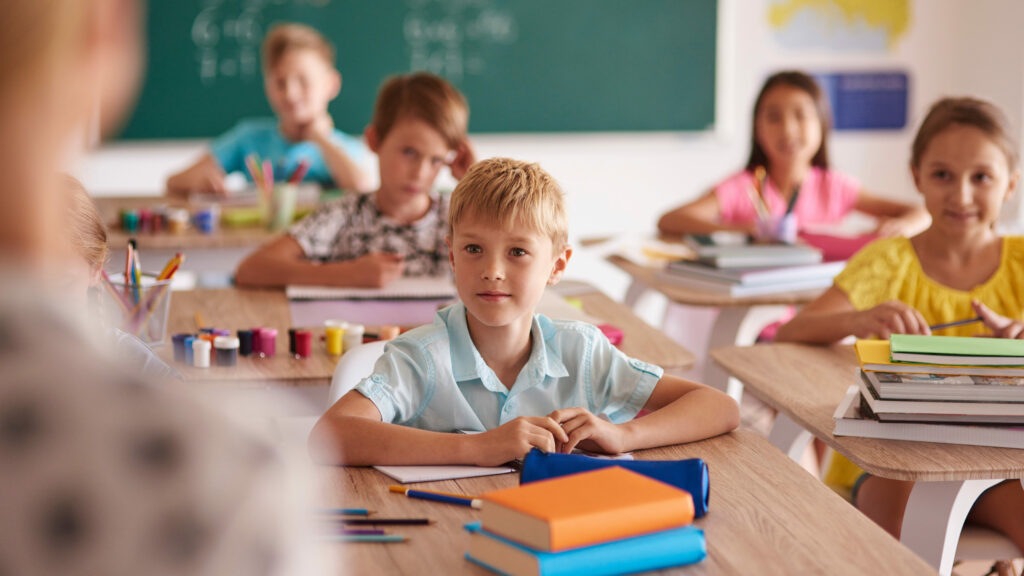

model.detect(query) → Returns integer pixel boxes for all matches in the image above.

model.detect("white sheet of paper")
[371,465,516,484]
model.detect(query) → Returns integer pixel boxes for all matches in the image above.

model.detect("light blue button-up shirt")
[355,302,664,432]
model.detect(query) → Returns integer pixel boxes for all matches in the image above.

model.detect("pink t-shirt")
[713,167,860,226]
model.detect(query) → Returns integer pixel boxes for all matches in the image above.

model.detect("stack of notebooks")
[835,335,1024,448]
[657,234,844,297]
[466,467,706,576]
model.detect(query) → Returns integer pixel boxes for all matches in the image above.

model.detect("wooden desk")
[608,254,822,401]
[711,344,1024,574]
[161,285,694,386]
[319,430,935,575]
[93,195,313,282]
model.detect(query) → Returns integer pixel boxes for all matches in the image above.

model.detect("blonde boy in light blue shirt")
[310,158,740,466]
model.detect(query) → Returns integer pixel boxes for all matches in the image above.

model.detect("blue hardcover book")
[464,522,706,576]
[519,449,711,517]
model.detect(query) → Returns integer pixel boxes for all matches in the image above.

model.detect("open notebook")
[286,276,457,301]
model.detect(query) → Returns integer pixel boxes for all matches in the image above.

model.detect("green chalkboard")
[120,0,716,139]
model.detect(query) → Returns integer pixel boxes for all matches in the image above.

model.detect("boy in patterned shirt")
[235,72,474,288]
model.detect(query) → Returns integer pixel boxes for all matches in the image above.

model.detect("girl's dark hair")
[911,97,1019,169]
[745,70,831,172]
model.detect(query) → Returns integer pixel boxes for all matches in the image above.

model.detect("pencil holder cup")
[755,213,798,244]
[100,272,173,346]
[268,183,298,231]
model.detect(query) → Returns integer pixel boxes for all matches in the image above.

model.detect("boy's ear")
[910,164,922,193]
[328,69,342,100]
[446,235,455,269]
[547,246,573,286]
[364,125,380,153]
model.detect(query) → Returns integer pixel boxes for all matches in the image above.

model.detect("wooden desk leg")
[900,478,1003,576]
[622,279,651,309]
[766,412,813,462]
[706,305,790,402]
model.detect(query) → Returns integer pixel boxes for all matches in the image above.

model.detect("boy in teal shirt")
[167,23,370,195]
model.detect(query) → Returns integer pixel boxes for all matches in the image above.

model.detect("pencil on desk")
[320,508,373,516]
[388,485,482,509]
[338,529,388,536]
[326,534,407,543]
[341,518,433,526]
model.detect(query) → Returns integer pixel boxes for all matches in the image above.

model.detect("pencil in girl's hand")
[288,158,311,184]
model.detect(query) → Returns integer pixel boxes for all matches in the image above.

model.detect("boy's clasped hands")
[471,408,628,467]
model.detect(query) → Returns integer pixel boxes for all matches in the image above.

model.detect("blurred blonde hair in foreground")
[0,2,335,574]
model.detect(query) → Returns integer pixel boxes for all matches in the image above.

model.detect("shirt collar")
[442,302,569,392]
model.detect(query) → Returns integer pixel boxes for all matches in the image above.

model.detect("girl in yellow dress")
[777,97,1024,552]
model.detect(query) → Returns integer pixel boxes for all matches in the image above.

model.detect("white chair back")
[327,340,389,407]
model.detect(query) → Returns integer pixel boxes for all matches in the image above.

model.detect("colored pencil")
[341,518,432,526]
[245,154,263,189]
[194,311,205,331]
[336,529,388,536]
[288,158,311,184]
[929,316,983,331]
[326,534,407,543]
[784,183,801,215]
[320,508,373,516]
[388,486,481,509]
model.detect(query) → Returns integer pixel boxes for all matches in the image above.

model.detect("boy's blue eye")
[509,248,527,257]
[465,244,482,254]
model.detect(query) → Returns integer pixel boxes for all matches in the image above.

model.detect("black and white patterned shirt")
[0,278,324,575]
[288,191,451,277]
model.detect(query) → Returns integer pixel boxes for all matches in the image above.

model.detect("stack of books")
[466,467,706,576]
[656,234,844,297]
[835,335,1024,448]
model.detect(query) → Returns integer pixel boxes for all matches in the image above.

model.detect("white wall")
[75,0,1024,291]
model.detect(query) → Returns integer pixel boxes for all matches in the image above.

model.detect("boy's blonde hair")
[262,23,335,70]
[912,97,1019,170]
[371,72,469,149]
[63,174,108,270]
[449,158,568,248]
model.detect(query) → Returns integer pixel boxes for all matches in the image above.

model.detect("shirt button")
[370,373,387,384]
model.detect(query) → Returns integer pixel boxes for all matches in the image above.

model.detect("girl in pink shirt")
[659,71,929,239]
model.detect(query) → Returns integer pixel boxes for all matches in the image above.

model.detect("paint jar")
[193,203,220,234]
[378,325,400,341]
[214,336,239,367]
[184,336,195,365]
[98,272,173,345]
[238,329,255,356]
[192,339,211,368]
[172,333,191,363]
[259,328,277,357]
[294,330,312,358]
[120,209,139,233]
[167,208,189,234]
[324,320,346,356]
[269,183,298,231]
[342,323,365,353]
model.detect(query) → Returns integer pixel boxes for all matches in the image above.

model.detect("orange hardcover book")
[479,466,695,552]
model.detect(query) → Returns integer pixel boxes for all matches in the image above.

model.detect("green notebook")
[890,334,1024,366]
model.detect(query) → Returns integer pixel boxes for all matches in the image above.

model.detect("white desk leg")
[766,412,813,462]
[622,279,650,309]
[705,305,790,403]
[900,478,1003,575]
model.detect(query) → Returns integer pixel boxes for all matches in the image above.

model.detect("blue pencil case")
[519,449,710,518]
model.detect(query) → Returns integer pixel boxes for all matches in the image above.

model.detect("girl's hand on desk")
[548,407,627,456]
[348,252,405,287]
[973,299,1024,339]
[469,417,568,467]
[855,301,931,339]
